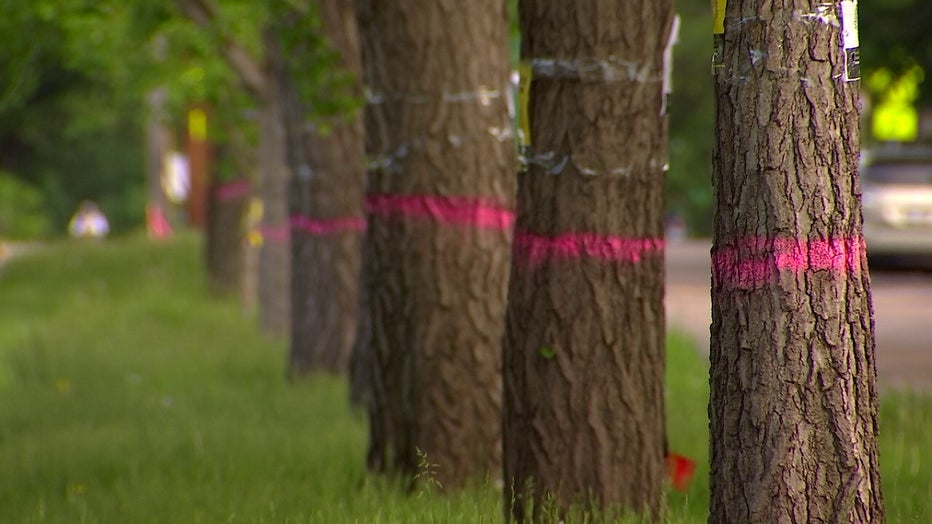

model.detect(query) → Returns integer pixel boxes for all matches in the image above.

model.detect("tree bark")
[503,1,672,521]
[709,2,884,522]
[357,0,516,489]
[176,0,291,337]
[275,1,367,376]
[255,29,292,338]
[206,123,255,300]
[206,175,251,297]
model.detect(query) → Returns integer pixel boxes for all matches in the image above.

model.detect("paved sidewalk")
[665,240,712,355]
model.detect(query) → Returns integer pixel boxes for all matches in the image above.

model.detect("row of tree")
[206,1,674,518]
[207,1,883,522]
[1,0,891,521]
[5,1,930,239]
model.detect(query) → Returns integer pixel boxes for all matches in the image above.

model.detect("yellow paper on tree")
[712,0,726,34]
[518,62,532,148]
[188,108,208,142]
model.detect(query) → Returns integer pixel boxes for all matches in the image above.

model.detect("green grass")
[0,234,929,522]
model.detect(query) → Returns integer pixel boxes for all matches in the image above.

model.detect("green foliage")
[667,0,715,236]
[271,1,363,124]
[508,0,520,62]
[664,0,932,233]
[0,2,156,235]
[860,0,932,103]
[0,0,66,118]
[5,0,932,243]
[163,0,263,117]
[0,173,51,239]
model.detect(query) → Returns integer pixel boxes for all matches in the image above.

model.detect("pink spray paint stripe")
[259,224,290,243]
[214,180,252,201]
[712,236,865,289]
[514,231,664,266]
[289,215,367,235]
[365,194,515,230]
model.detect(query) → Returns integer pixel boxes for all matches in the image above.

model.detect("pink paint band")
[514,231,664,266]
[289,215,366,235]
[712,236,865,289]
[214,180,252,201]
[365,194,515,230]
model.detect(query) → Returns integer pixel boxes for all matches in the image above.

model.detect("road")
[666,240,932,393]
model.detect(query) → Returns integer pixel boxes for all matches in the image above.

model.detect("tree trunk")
[144,88,171,238]
[349,263,372,404]
[275,1,367,376]
[206,123,256,302]
[709,2,884,522]
[206,175,251,297]
[186,104,211,229]
[257,34,292,338]
[175,0,290,336]
[357,0,516,489]
[503,1,673,521]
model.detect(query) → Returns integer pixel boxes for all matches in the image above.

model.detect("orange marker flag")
[666,453,697,492]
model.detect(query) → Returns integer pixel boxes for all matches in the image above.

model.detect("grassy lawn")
[0,234,929,522]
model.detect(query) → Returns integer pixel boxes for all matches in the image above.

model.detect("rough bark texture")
[357,0,516,488]
[205,175,250,297]
[257,30,292,338]
[503,2,672,521]
[277,0,367,375]
[709,2,884,523]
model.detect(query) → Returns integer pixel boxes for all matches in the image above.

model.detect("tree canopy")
[1,0,929,238]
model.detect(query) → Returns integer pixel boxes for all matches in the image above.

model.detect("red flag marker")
[666,453,696,492]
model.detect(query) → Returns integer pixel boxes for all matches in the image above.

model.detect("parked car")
[861,146,932,266]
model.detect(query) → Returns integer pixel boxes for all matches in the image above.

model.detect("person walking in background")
[68,201,110,239]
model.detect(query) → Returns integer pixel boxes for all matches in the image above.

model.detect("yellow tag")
[713,0,726,34]
[188,108,208,141]
[518,62,532,148]
[873,102,918,142]
[245,198,263,226]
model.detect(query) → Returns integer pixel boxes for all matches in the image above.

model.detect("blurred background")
[1,0,930,240]
[2,3,931,521]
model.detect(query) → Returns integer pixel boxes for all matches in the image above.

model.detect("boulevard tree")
[177,0,292,337]
[205,123,254,297]
[356,0,516,488]
[272,0,367,375]
[180,0,371,370]
[709,1,885,522]
[502,0,674,520]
